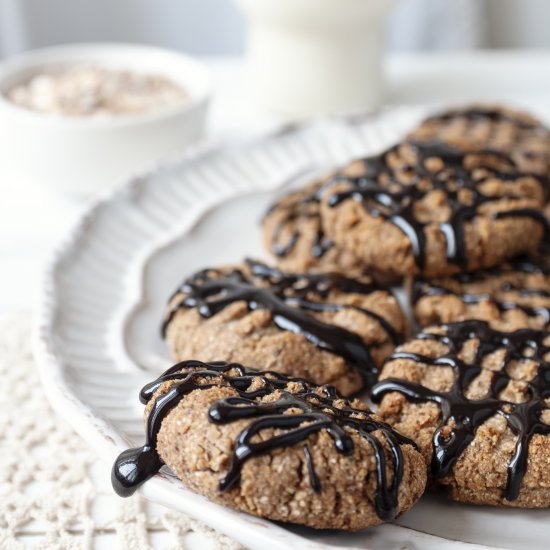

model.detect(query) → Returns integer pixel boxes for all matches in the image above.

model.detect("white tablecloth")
[0,313,241,549]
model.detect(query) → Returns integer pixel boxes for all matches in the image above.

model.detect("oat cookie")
[372,320,550,507]
[262,181,357,272]
[263,174,400,284]
[411,254,550,331]
[409,105,550,177]
[162,259,406,395]
[112,360,427,530]
[319,141,547,278]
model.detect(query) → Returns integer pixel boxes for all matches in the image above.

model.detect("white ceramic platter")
[34,107,550,550]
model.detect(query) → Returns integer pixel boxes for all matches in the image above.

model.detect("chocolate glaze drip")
[112,360,415,520]
[412,255,550,326]
[325,140,547,270]
[371,320,550,501]
[163,260,400,387]
[303,445,321,493]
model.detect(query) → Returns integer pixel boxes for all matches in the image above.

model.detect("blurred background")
[1,0,550,57]
[2,0,550,314]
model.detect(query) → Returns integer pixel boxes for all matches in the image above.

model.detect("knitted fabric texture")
[0,314,241,550]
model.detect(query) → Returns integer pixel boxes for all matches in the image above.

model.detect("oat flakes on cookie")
[112,360,427,530]
[162,259,406,395]
[409,104,550,177]
[372,320,550,507]
[318,141,547,278]
[411,254,550,331]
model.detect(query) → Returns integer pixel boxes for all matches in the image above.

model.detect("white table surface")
[2,50,550,548]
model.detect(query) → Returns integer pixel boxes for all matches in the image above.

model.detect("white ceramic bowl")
[0,43,211,194]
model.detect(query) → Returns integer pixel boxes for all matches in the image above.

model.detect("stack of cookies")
[113,105,550,532]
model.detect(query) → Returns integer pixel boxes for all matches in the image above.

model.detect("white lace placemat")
[0,313,242,550]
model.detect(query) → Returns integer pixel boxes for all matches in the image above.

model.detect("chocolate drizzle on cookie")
[163,260,400,387]
[303,444,321,493]
[112,360,414,520]
[411,256,550,325]
[371,320,550,501]
[325,140,547,270]
[412,255,550,327]
[265,185,334,261]
[423,107,545,132]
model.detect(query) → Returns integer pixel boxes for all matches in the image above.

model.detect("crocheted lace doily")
[0,314,241,550]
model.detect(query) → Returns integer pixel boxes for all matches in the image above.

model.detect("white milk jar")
[235,0,397,117]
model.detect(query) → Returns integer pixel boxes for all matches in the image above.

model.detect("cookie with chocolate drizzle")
[411,253,550,331]
[263,177,376,276]
[372,320,550,507]
[319,140,547,278]
[112,360,427,530]
[409,104,550,178]
[162,259,406,395]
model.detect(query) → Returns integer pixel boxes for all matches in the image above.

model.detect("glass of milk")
[235,0,397,118]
